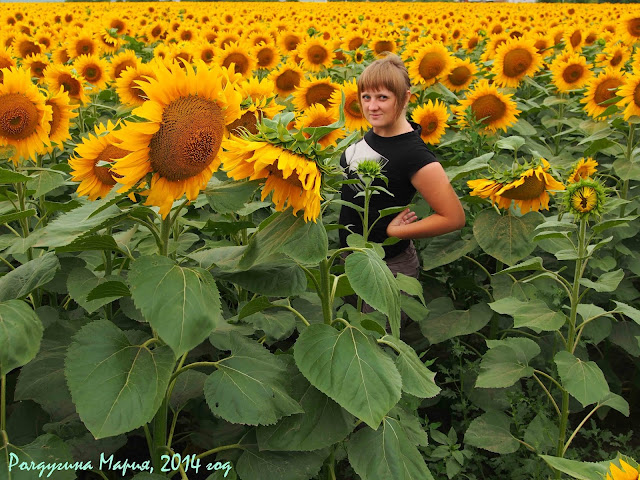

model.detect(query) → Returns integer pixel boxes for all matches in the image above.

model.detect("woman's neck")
[372,117,413,137]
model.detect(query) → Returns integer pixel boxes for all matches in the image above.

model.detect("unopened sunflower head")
[562,178,606,221]
[605,459,639,480]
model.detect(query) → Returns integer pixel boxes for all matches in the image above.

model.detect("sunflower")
[12,33,41,59]
[549,52,592,92]
[97,31,121,56]
[52,46,71,65]
[369,35,397,57]
[467,178,513,210]
[564,178,606,220]
[492,37,542,88]
[596,44,631,70]
[456,79,520,133]
[111,61,242,218]
[562,159,596,186]
[407,42,453,87]
[247,31,274,48]
[296,38,334,73]
[22,53,49,84]
[216,41,256,78]
[618,72,640,121]
[115,63,155,108]
[328,78,368,131]
[46,86,77,152]
[0,67,51,164]
[74,54,109,91]
[108,50,141,81]
[622,14,640,45]
[255,43,280,70]
[480,33,510,63]
[294,104,345,148]
[43,63,88,105]
[221,136,322,222]
[562,25,584,51]
[342,32,368,52]
[69,121,128,200]
[292,75,337,111]
[441,57,478,92]
[411,100,449,145]
[495,159,565,214]
[145,21,167,44]
[582,67,625,119]
[66,30,98,59]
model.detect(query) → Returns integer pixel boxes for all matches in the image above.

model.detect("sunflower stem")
[159,214,172,257]
[1,374,6,433]
[620,124,634,216]
[319,258,333,324]
[555,218,586,467]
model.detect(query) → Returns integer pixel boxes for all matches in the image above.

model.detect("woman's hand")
[386,208,418,237]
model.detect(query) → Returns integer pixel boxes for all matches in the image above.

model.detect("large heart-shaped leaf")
[554,351,610,407]
[0,434,75,480]
[0,300,43,376]
[236,447,328,480]
[464,412,519,454]
[65,320,175,438]
[294,324,401,429]
[129,255,222,357]
[0,253,60,301]
[476,338,540,388]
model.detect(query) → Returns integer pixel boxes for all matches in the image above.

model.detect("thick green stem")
[555,219,586,467]
[1,374,6,432]
[159,215,172,257]
[621,124,634,217]
[151,395,169,471]
[319,259,333,324]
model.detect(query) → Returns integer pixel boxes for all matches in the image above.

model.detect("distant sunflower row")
[1,2,640,220]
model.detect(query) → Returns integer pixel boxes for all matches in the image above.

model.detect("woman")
[338,53,465,281]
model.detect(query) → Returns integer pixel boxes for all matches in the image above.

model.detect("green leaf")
[0,434,75,480]
[524,413,558,454]
[240,211,328,267]
[0,209,37,225]
[32,195,124,248]
[473,210,544,265]
[613,301,640,324]
[67,268,124,314]
[348,417,435,480]
[204,333,303,426]
[236,447,328,480]
[592,216,638,234]
[579,269,625,293]
[496,136,525,151]
[401,296,430,322]
[86,280,131,301]
[242,310,296,341]
[26,170,67,198]
[257,370,354,451]
[613,157,640,181]
[129,255,222,357]
[65,320,175,438]
[0,166,29,183]
[345,249,401,337]
[497,257,545,274]
[489,297,565,332]
[554,351,610,407]
[215,260,307,297]
[55,234,119,253]
[539,455,611,480]
[395,273,425,305]
[15,340,75,420]
[238,296,275,320]
[169,370,207,410]
[293,324,402,430]
[205,178,260,214]
[609,321,640,356]
[475,337,540,388]
[420,233,477,271]
[0,300,43,376]
[419,302,492,344]
[380,335,440,399]
[584,138,616,157]
[0,252,60,301]
[599,392,630,416]
[445,152,494,183]
[464,412,519,454]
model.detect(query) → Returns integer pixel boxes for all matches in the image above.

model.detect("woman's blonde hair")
[357,53,411,119]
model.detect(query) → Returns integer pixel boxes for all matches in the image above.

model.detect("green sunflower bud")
[355,158,383,178]
[563,178,606,221]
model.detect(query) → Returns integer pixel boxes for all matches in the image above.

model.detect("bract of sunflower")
[562,178,606,221]
[220,94,355,223]
[468,158,565,214]
[110,60,243,218]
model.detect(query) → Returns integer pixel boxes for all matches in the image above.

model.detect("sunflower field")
[1,2,640,479]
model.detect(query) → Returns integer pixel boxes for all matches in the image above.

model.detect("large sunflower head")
[550,52,592,93]
[73,54,110,91]
[216,41,256,79]
[66,30,98,59]
[0,66,51,164]
[581,67,625,119]
[69,121,129,200]
[411,99,449,145]
[441,57,478,92]
[292,75,338,111]
[114,63,156,108]
[43,63,88,105]
[618,72,640,121]
[456,79,520,133]
[22,53,50,85]
[596,43,632,71]
[0,47,17,82]
[407,42,453,87]
[255,43,280,70]
[296,38,334,73]
[12,33,42,59]
[491,37,543,88]
[111,61,242,218]
[108,50,141,81]
[268,62,304,98]
[622,14,640,45]
[294,103,345,148]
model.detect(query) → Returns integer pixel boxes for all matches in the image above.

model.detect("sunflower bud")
[356,158,383,178]
[563,178,606,220]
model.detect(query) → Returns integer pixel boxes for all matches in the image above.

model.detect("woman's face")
[360,87,408,136]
